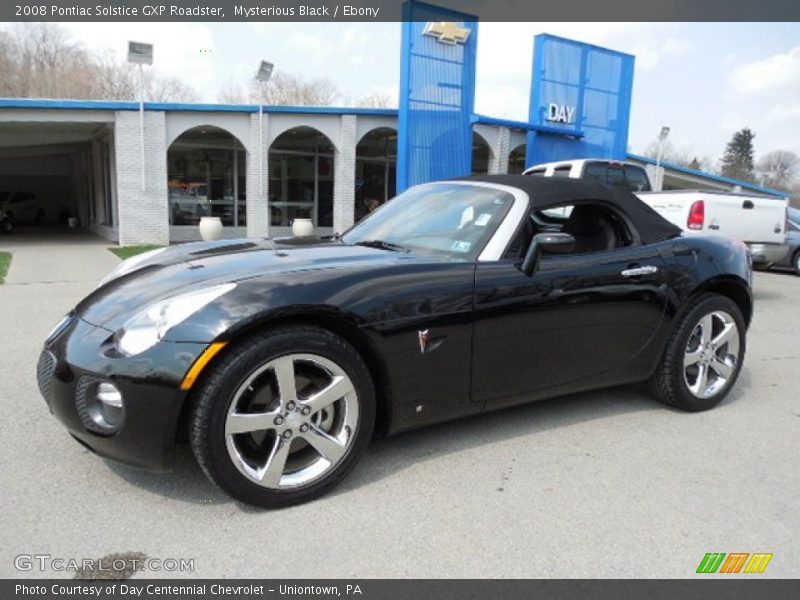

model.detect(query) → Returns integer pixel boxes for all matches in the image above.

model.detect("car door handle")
[621,265,658,277]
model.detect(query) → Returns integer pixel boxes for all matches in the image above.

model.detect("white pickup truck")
[524,159,790,268]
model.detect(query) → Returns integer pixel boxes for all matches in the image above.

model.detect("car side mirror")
[521,233,575,276]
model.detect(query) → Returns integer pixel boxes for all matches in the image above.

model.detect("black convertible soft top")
[452,174,683,245]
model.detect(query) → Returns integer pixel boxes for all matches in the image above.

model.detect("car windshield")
[342,183,515,260]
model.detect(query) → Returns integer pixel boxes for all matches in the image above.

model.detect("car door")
[470,208,669,408]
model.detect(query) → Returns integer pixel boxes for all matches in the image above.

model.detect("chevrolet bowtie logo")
[423,21,471,45]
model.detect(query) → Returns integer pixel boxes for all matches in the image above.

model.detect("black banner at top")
[3,0,800,22]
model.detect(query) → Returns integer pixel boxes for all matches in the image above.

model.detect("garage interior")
[0,113,116,239]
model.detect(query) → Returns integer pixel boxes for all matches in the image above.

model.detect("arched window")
[508,143,527,174]
[167,126,246,226]
[355,128,396,222]
[269,127,335,228]
[472,132,491,175]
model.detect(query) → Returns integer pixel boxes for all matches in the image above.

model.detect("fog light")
[97,382,123,408]
[75,378,125,435]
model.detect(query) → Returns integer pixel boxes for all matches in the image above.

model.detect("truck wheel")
[190,325,375,508]
[649,294,746,412]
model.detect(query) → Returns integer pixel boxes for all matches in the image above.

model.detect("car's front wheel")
[793,250,800,276]
[649,294,746,411]
[190,325,375,508]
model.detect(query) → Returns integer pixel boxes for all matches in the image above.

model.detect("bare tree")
[757,150,800,190]
[0,23,197,102]
[217,80,248,104]
[643,139,695,168]
[356,91,395,108]
[687,156,714,173]
[263,72,341,106]
[216,71,342,107]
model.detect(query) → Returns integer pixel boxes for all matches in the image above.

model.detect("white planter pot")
[292,218,314,237]
[199,216,223,241]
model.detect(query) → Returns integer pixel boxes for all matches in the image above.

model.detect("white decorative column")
[115,110,169,246]
[246,112,270,238]
[333,115,357,234]
[489,126,511,174]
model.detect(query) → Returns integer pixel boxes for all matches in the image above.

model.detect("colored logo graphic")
[422,21,471,45]
[697,553,773,574]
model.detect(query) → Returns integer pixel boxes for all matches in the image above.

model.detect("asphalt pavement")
[0,231,797,578]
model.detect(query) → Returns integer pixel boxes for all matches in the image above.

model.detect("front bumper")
[38,315,208,471]
[747,242,789,266]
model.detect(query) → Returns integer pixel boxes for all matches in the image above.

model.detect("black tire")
[190,325,375,508]
[0,219,12,234]
[793,250,800,276]
[649,294,746,412]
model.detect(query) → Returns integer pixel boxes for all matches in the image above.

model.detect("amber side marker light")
[180,342,228,390]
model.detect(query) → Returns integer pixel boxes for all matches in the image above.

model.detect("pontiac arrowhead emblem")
[418,329,430,354]
[423,21,471,45]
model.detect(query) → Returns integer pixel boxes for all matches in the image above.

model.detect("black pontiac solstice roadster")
[38,175,752,507]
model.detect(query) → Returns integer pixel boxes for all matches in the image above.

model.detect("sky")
[11,21,800,164]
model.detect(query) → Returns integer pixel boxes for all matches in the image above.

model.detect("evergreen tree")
[721,128,756,182]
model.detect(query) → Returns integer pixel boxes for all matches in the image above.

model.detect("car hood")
[77,237,419,331]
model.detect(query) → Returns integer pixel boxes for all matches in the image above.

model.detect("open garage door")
[0,117,116,239]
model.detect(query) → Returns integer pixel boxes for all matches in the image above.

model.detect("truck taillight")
[687,200,704,230]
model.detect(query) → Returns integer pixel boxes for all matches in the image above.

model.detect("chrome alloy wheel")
[224,353,359,489]
[683,310,740,399]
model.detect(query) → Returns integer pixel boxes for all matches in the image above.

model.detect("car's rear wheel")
[190,325,375,508]
[793,250,800,276]
[649,294,745,411]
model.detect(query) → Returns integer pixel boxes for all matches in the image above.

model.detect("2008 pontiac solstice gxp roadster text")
[38,175,752,508]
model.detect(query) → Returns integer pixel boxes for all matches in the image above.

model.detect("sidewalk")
[0,229,120,285]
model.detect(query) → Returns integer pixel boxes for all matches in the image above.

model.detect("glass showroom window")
[167,126,247,227]
[472,132,491,175]
[269,127,335,228]
[355,128,396,223]
[508,144,527,174]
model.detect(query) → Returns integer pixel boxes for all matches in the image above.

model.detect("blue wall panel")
[526,34,634,169]
[397,1,478,192]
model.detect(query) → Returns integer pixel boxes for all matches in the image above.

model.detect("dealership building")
[0,12,786,246]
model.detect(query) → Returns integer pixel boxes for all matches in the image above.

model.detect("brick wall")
[333,115,356,234]
[489,126,511,174]
[247,112,270,238]
[115,110,169,246]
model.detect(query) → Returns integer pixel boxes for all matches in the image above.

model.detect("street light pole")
[138,63,145,191]
[259,86,264,196]
[127,42,153,193]
[655,126,671,191]
[255,61,274,198]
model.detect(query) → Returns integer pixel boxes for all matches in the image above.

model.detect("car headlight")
[98,247,167,287]
[114,283,235,356]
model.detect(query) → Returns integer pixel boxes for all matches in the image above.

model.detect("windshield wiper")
[353,239,409,253]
